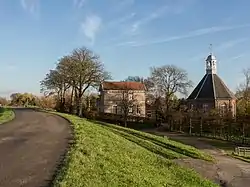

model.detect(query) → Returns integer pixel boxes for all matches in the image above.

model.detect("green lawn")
[0,107,15,124]
[53,113,217,187]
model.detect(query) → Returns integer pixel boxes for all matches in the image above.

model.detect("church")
[187,52,236,117]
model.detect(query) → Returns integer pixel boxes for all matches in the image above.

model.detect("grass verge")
[230,153,250,163]
[190,136,250,163]
[0,107,15,124]
[51,112,217,187]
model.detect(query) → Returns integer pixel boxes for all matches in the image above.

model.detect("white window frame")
[113,105,118,114]
[129,93,133,100]
[129,105,133,113]
[220,104,226,115]
[137,105,140,114]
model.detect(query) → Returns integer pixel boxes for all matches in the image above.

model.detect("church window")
[190,104,194,110]
[220,104,226,115]
[202,104,208,112]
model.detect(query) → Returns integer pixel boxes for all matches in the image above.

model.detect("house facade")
[98,81,146,117]
[187,53,236,117]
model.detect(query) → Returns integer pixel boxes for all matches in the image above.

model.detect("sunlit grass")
[52,113,217,187]
[0,107,15,124]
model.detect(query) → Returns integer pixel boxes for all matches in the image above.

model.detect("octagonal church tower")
[187,52,236,117]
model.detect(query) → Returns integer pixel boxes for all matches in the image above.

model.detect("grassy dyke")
[51,112,217,187]
[0,107,15,124]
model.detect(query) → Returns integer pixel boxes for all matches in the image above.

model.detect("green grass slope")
[0,107,15,124]
[53,113,217,187]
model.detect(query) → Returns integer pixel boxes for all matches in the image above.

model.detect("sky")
[0,0,250,97]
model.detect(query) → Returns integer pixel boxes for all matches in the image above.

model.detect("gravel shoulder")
[0,108,71,187]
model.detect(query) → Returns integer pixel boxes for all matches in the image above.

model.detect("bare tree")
[70,47,111,116]
[236,68,250,117]
[56,56,75,112]
[40,66,69,112]
[121,91,137,127]
[110,83,141,127]
[148,65,193,116]
[125,76,153,91]
[125,76,143,82]
[0,97,9,106]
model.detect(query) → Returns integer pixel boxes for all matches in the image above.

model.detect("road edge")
[29,108,75,187]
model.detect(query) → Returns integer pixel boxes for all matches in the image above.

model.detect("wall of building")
[188,99,215,112]
[188,98,236,117]
[99,90,146,117]
[215,99,236,117]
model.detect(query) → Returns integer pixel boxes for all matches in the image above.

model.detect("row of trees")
[38,46,194,120]
[40,47,110,116]
[2,45,250,143]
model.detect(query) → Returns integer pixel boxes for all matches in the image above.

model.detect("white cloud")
[80,14,102,44]
[216,38,249,51]
[108,12,136,27]
[115,41,138,47]
[20,0,39,15]
[127,0,195,35]
[129,5,168,34]
[190,38,248,62]
[73,0,86,8]
[229,54,245,61]
[119,24,250,47]
[114,0,135,12]
[6,64,17,71]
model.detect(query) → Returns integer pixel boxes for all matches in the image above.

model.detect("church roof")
[187,73,236,100]
[206,54,216,61]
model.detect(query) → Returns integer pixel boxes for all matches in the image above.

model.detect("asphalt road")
[0,108,71,187]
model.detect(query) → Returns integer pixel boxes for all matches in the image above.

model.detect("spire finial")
[209,44,213,54]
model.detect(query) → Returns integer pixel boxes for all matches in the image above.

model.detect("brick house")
[187,53,236,117]
[98,81,146,117]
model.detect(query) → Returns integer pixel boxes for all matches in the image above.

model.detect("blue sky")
[0,0,250,97]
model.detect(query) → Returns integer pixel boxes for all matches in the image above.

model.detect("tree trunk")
[124,120,127,127]
[200,117,203,137]
[189,117,192,135]
[242,123,245,144]
[75,90,80,115]
[78,92,83,117]
[124,114,128,127]
[69,87,74,113]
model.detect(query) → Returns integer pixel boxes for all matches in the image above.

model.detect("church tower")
[187,50,236,117]
[206,53,217,74]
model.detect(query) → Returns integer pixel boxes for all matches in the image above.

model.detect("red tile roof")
[102,81,146,90]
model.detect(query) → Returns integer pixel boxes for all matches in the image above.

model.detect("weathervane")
[209,44,213,54]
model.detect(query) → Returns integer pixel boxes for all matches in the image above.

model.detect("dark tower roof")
[187,74,236,100]
[187,53,236,100]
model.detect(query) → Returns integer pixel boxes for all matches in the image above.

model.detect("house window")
[113,105,118,114]
[129,106,133,113]
[202,104,208,112]
[129,93,133,100]
[137,105,140,114]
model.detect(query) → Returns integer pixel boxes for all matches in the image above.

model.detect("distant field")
[52,113,217,187]
[0,107,15,124]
